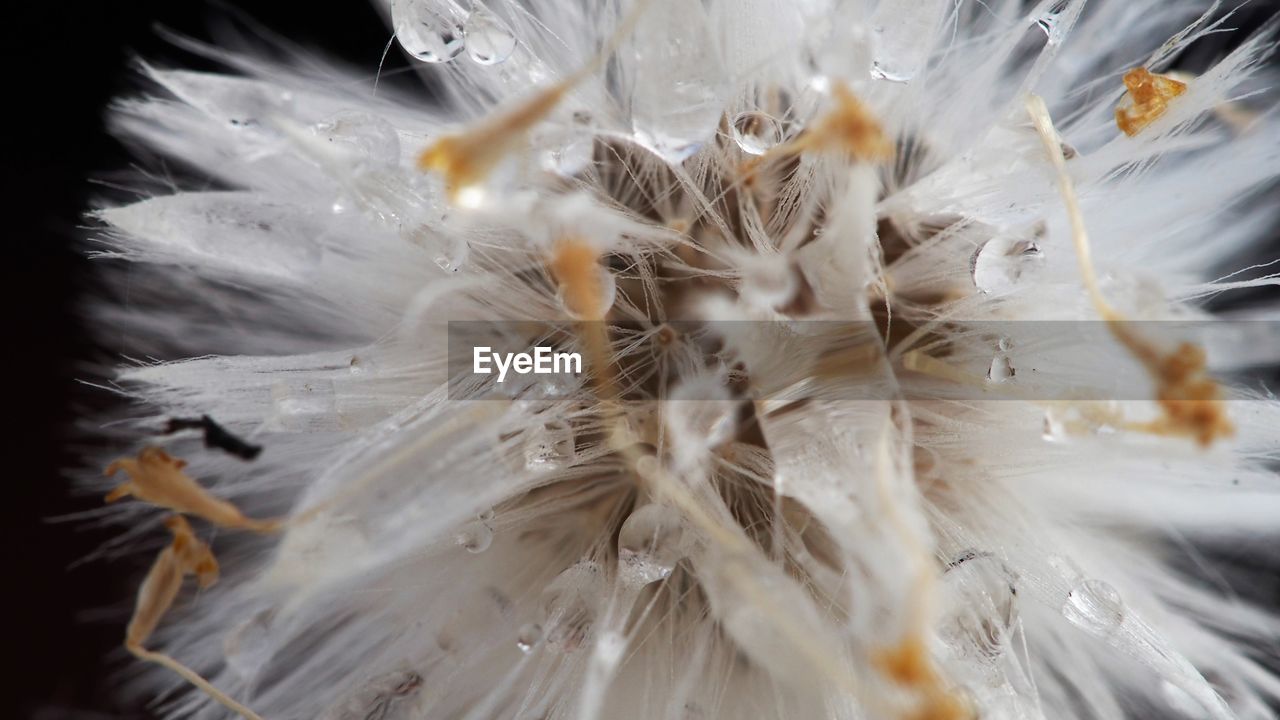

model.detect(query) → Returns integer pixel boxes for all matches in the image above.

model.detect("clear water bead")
[1036,1,1071,44]
[987,355,1015,383]
[393,0,466,63]
[970,237,1044,294]
[1042,405,1072,442]
[737,252,796,309]
[270,379,338,431]
[464,8,517,65]
[870,58,911,83]
[617,504,692,586]
[523,420,576,471]
[634,454,661,480]
[938,553,1017,658]
[543,137,594,176]
[319,670,422,720]
[516,623,542,653]
[868,0,948,83]
[595,630,628,665]
[223,610,274,680]
[1063,578,1126,636]
[433,236,470,273]
[1042,401,1121,443]
[540,561,605,651]
[731,112,783,155]
[628,0,729,163]
[667,379,737,470]
[454,520,493,553]
[312,112,401,170]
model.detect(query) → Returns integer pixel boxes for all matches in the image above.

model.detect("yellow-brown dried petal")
[104,446,277,532]
[1115,67,1188,136]
[418,82,570,200]
[125,515,219,649]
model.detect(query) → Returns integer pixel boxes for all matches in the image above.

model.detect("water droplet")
[970,237,1044,294]
[870,59,912,83]
[433,236,470,273]
[594,630,627,665]
[523,420,576,471]
[617,504,692,586]
[628,0,729,163]
[1063,578,1125,636]
[1042,407,1068,442]
[557,264,616,320]
[731,112,783,155]
[666,378,737,470]
[476,507,495,522]
[868,0,948,83]
[541,135,594,176]
[634,454,661,479]
[737,252,797,310]
[392,0,466,63]
[540,561,605,651]
[1047,553,1078,579]
[454,520,493,553]
[319,670,423,720]
[802,7,874,87]
[938,552,1017,658]
[270,379,338,431]
[516,623,542,653]
[223,610,274,680]
[1036,1,1071,44]
[349,355,369,375]
[987,355,1015,383]
[997,336,1013,352]
[312,112,401,170]
[1042,402,1121,442]
[464,8,517,65]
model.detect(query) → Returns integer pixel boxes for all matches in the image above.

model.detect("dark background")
[4,1,1279,718]
[4,3,407,717]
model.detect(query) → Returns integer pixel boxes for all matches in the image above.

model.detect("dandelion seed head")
[86,0,1280,719]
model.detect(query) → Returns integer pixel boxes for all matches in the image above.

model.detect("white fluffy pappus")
[84,0,1280,718]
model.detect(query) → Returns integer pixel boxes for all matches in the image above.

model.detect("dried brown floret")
[875,636,972,720]
[1115,67,1188,137]
[775,82,894,163]
[417,0,655,200]
[548,236,618,406]
[418,82,572,200]
[123,516,264,720]
[1028,94,1231,446]
[125,515,218,651]
[549,237,611,322]
[1118,337,1234,446]
[105,446,280,532]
